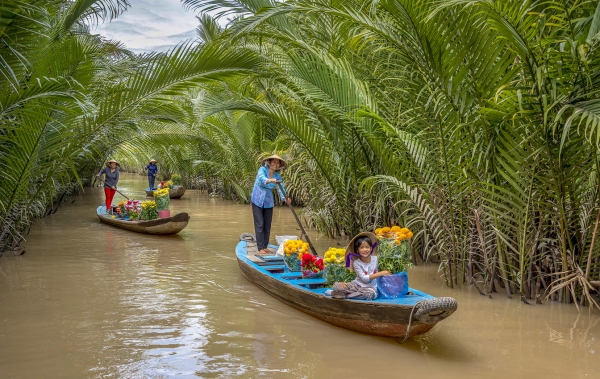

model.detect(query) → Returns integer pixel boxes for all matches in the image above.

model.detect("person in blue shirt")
[251,154,291,254]
[145,159,158,189]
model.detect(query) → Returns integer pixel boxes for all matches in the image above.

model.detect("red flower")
[313,269,318,273]
[302,254,312,262]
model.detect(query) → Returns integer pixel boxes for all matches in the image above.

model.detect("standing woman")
[146,159,158,189]
[251,155,291,254]
[96,160,120,213]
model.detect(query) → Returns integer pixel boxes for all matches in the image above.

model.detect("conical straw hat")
[261,154,287,170]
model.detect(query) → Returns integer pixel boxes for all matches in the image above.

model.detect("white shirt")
[352,256,378,289]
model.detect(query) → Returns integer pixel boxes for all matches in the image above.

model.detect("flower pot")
[158,209,171,219]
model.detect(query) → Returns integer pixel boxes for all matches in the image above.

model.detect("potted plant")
[123,200,142,221]
[171,174,182,186]
[140,201,159,220]
[153,188,171,218]
[374,226,414,298]
[323,247,356,287]
[283,239,306,272]
[299,252,324,278]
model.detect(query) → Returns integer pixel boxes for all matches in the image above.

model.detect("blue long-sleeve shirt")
[250,166,286,208]
[146,164,158,176]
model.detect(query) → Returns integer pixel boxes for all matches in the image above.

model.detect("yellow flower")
[401,227,410,234]
[381,227,391,233]
[391,226,401,232]
[407,231,413,239]
[375,228,382,234]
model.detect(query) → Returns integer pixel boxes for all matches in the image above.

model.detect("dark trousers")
[148,175,155,189]
[252,203,273,250]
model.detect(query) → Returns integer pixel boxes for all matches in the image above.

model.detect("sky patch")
[94,0,200,54]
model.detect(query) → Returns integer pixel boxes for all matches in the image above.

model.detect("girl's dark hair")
[354,236,373,253]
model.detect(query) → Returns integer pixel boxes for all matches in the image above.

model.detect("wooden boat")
[145,186,186,199]
[96,206,189,235]
[236,236,457,339]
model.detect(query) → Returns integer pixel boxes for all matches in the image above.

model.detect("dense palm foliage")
[180,0,600,307]
[3,0,600,308]
[0,0,259,251]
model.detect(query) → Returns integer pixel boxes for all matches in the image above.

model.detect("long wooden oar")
[276,182,318,257]
[96,177,130,200]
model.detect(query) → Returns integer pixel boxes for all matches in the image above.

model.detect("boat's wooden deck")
[237,240,433,306]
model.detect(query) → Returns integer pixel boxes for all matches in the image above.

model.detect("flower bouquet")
[123,200,142,221]
[118,200,128,215]
[283,239,308,272]
[171,174,182,186]
[323,247,356,287]
[153,188,171,218]
[140,201,159,220]
[299,252,324,278]
[375,225,413,298]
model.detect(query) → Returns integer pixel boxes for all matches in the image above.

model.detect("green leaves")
[186,0,600,305]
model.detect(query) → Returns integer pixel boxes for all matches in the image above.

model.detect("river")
[0,174,598,378]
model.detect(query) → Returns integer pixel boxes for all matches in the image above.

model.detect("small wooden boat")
[236,236,457,339]
[96,206,189,235]
[145,186,186,199]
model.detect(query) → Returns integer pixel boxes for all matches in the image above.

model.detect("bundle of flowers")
[323,247,356,286]
[140,201,159,220]
[375,225,413,273]
[283,239,308,271]
[153,188,170,211]
[299,252,324,278]
[123,200,142,220]
[375,225,413,245]
[117,200,127,215]
[375,226,413,298]
[323,247,345,265]
[171,174,182,186]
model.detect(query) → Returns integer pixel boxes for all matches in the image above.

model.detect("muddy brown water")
[0,174,598,378]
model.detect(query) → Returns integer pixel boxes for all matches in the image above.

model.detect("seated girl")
[331,232,390,300]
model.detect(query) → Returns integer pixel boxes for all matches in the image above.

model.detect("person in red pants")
[96,160,121,213]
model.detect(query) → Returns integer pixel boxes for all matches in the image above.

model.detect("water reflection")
[0,174,598,378]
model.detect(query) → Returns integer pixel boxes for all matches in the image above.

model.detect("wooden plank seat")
[276,272,304,279]
[262,265,286,272]
[260,256,284,261]
[288,278,327,285]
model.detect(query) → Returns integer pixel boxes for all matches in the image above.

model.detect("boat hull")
[145,186,186,199]
[97,206,189,235]
[236,240,457,339]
